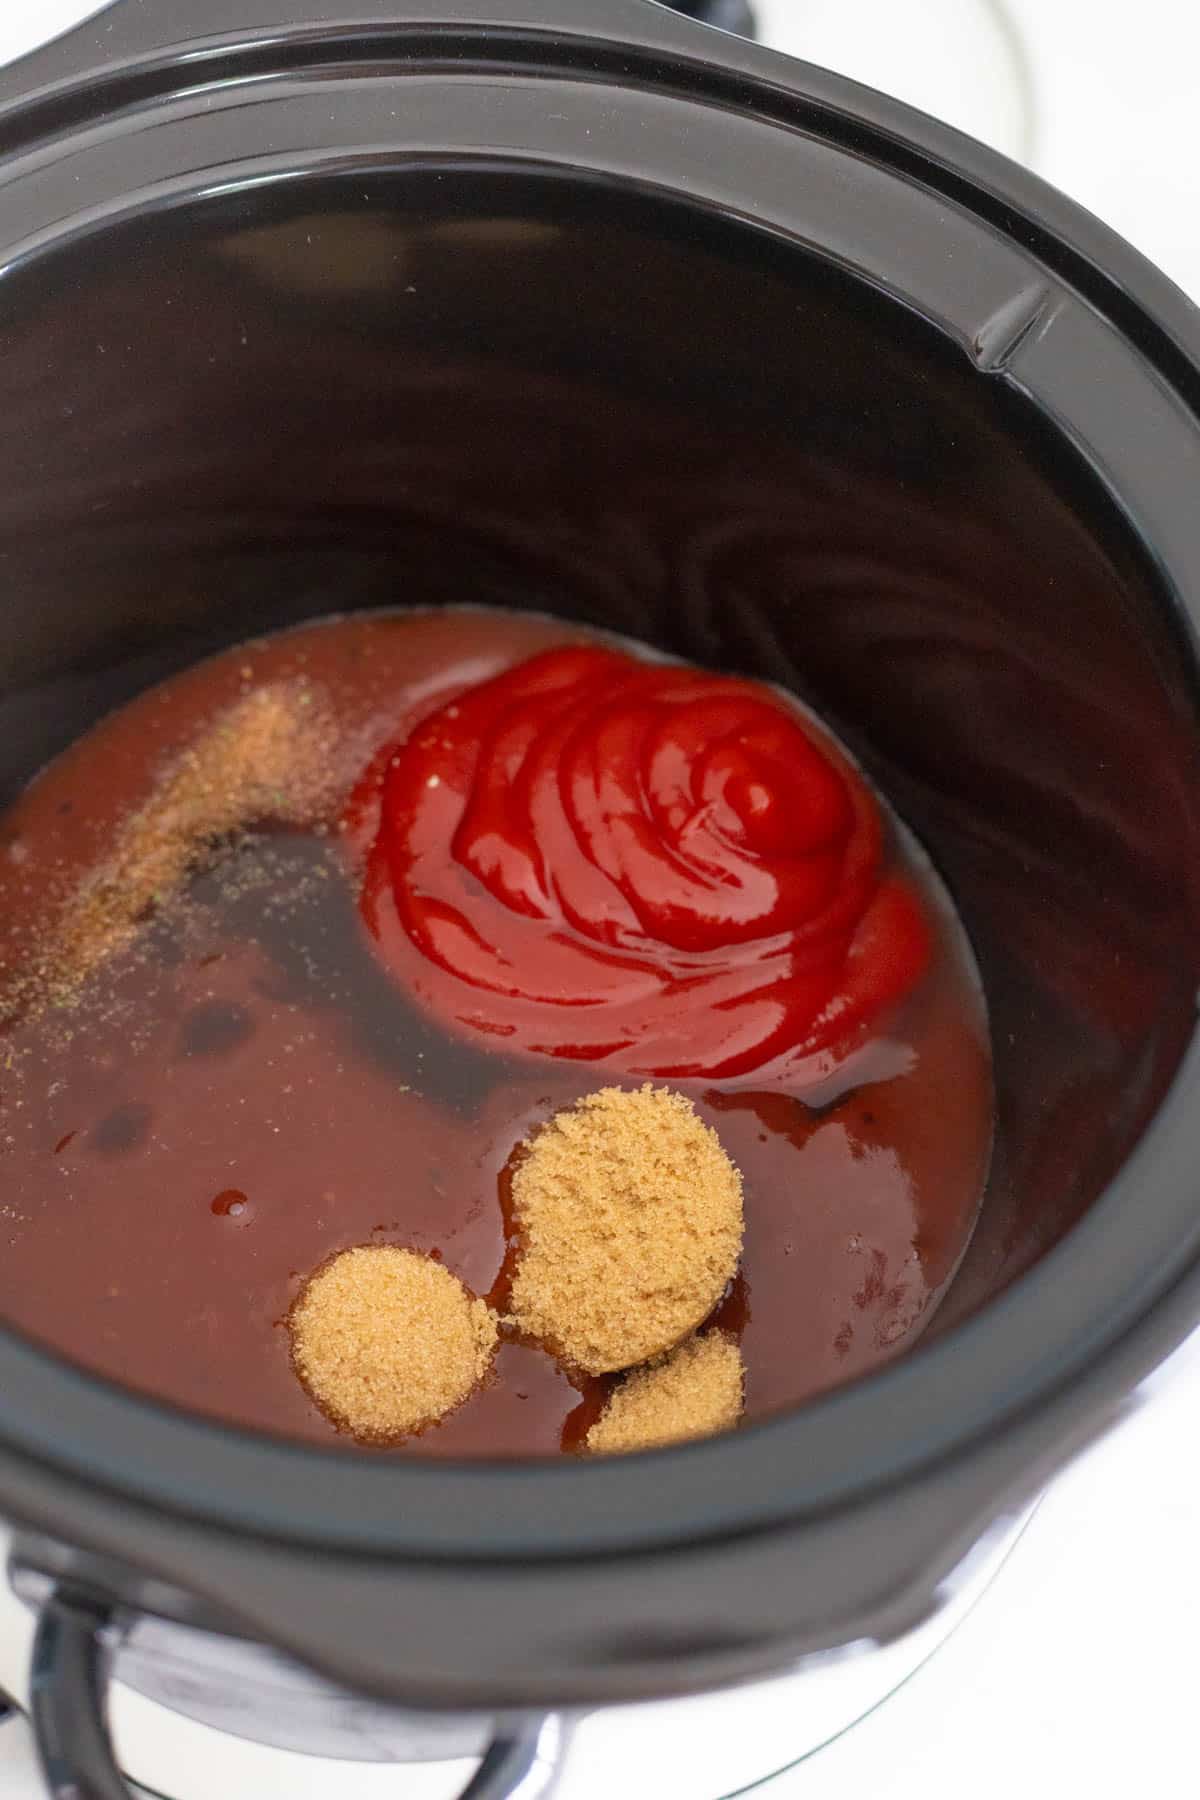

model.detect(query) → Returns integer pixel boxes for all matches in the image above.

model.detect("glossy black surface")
[0,0,1197,1710]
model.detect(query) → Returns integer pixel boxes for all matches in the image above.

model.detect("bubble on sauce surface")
[211,1188,250,1221]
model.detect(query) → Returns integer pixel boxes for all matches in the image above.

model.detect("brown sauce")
[0,610,992,1453]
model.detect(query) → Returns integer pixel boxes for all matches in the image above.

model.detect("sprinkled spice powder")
[289,1246,498,1442]
[1,680,338,1022]
[585,1331,745,1455]
[506,1085,745,1376]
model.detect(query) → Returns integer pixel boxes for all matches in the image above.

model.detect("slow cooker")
[0,0,1197,1794]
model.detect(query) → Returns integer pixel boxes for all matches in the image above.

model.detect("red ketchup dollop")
[347,646,931,1083]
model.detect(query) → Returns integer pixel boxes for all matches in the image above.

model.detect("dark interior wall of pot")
[0,169,1195,1329]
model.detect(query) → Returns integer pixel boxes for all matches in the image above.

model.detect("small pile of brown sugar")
[585,1330,745,1456]
[289,1246,498,1442]
[6,680,339,1018]
[506,1084,744,1375]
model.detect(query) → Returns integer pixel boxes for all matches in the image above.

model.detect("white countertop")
[0,3,1196,1797]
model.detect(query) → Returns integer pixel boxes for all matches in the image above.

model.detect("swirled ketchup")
[347,647,931,1084]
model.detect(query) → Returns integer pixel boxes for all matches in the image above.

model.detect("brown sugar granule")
[507,1085,744,1375]
[289,1246,498,1442]
[5,680,338,1018]
[586,1331,745,1455]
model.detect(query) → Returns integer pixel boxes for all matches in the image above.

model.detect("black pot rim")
[0,0,1197,1573]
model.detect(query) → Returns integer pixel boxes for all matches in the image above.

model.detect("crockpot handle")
[28,1586,567,1800]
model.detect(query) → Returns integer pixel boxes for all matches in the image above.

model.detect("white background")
[0,3,1197,1797]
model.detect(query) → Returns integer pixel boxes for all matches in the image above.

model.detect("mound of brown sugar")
[289,1246,498,1442]
[5,680,339,1019]
[586,1330,745,1455]
[506,1085,744,1375]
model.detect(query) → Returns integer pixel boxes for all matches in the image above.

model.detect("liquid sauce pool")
[0,611,993,1454]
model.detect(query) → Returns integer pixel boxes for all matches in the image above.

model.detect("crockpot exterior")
[0,0,1197,1718]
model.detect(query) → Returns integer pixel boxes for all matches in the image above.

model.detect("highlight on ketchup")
[347,645,932,1082]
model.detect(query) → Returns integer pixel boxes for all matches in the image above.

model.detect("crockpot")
[0,0,1198,1794]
